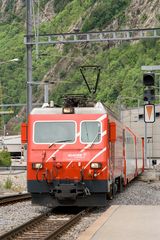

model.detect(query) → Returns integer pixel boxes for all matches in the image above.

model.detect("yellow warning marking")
[146,105,153,120]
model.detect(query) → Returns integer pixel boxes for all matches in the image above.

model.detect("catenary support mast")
[25,28,160,45]
[26,0,33,117]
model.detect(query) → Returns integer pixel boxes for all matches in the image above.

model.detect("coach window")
[81,121,101,143]
[34,121,76,144]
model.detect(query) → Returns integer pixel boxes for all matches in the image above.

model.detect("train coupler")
[53,182,90,201]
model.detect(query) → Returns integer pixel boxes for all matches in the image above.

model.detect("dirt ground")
[0,171,27,196]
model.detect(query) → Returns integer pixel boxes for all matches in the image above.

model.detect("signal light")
[143,72,155,103]
[143,73,155,86]
[144,89,155,102]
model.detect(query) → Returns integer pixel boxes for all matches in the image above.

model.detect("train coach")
[21,95,144,207]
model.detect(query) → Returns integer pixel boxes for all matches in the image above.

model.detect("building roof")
[0,135,21,145]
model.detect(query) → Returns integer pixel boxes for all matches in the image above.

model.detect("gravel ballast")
[58,180,160,240]
[0,179,160,238]
[0,201,48,235]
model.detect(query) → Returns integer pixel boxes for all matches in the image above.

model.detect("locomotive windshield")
[34,121,76,144]
[81,121,101,143]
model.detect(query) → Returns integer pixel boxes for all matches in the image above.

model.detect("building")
[121,104,160,168]
[0,135,22,157]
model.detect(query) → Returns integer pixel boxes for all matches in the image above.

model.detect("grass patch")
[4,177,12,189]
[0,150,11,166]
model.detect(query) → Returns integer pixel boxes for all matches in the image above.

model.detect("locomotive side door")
[109,121,116,181]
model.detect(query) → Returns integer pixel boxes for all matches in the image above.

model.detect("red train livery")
[22,100,144,207]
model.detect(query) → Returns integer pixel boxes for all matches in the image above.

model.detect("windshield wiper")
[49,139,73,148]
[89,132,100,148]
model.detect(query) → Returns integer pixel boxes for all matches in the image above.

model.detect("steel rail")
[0,210,51,240]
[0,208,88,240]
[0,166,27,171]
[0,193,31,206]
[46,209,87,240]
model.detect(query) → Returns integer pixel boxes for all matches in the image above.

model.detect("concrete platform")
[78,205,160,240]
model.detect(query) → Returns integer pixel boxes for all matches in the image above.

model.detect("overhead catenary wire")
[33,0,51,22]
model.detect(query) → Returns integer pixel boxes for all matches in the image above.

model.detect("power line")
[33,0,51,22]
[0,103,43,107]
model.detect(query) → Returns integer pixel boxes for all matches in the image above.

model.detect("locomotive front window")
[81,121,101,143]
[34,121,76,144]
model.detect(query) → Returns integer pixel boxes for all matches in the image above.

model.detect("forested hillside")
[0,0,160,133]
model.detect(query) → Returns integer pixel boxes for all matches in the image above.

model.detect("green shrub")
[4,177,12,189]
[0,150,11,167]
[141,14,147,23]
[54,0,73,13]
[82,0,131,31]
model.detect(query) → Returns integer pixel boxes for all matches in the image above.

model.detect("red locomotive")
[21,98,144,207]
[21,67,144,207]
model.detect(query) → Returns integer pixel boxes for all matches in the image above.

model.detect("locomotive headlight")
[32,163,43,169]
[90,162,102,169]
[62,107,74,114]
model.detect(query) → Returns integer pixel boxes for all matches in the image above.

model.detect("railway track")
[0,166,27,171]
[0,193,31,206]
[0,208,88,240]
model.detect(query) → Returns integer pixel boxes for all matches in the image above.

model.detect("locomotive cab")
[25,98,144,207]
[27,100,120,207]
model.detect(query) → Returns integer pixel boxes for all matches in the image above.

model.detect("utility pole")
[142,71,155,168]
[0,84,2,134]
[26,0,33,117]
[144,122,147,168]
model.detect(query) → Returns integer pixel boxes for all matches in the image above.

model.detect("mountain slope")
[0,0,160,133]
